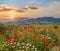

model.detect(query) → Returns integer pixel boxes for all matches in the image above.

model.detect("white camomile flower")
[26,43,29,46]
[14,42,16,44]
[22,46,25,48]
[6,48,8,50]
[18,50,21,51]
[17,43,20,46]
[12,45,15,48]
[22,42,25,45]
[21,50,24,51]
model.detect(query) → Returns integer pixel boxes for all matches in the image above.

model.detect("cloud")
[15,9,25,13]
[17,7,41,18]
[0,4,25,13]
[37,1,60,17]
[24,6,38,10]
[21,1,60,18]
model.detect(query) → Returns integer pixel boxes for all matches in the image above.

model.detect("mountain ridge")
[1,17,60,24]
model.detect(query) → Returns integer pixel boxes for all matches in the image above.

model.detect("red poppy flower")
[35,34,39,37]
[39,34,43,37]
[29,25,33,28]
[1,30,5,35]
[11,39,15,43]
[6,39,11,43]
[27,29,32,32]
[13,30,17,35]
[44,43,49,48]
[8,27,12,31]
[19,38,25,41]
[4,37,7,41]
[45,27,51,31]
[9,44,13,47]
[24,34,28,36]
[24,25,28,29]
[32,37,38,41]
[13,35,17,39]
[13,30,17,33]
[42,36,48,42]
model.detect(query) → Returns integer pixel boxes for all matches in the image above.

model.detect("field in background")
[0,23,60,51]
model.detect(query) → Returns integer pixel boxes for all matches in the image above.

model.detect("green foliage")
[0,24,6,33]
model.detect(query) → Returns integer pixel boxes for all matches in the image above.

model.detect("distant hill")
[15,17,60,24]
[1,17,60,24]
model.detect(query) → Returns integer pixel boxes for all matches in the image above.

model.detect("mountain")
[1,17,60,24]
[36,17,60,22]
[15,17,60,24]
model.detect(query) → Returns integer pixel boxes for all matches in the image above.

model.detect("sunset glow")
[0,4,26,20]
[9,11,15,19]
[0,0,60,22]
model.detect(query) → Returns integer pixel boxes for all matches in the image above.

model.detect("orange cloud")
[24,6,38,10]
[0,4,25,13]
[15,9,25,13]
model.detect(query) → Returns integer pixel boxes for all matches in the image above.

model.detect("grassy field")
[0,23,60,51]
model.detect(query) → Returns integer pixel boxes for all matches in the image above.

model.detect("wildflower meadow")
[0,23,60,51]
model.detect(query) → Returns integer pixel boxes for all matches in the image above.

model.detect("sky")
[0,0,60,21]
